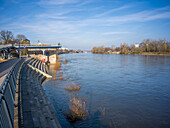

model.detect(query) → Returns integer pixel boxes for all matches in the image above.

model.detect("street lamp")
[15,39,21,58]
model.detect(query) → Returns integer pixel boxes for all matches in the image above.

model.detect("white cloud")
[37,14,68,20]
[1,1,170,48]
[107,11,170,23]
[95,5,131,17]
[102,32,132,35]
[144,11,170,21]
[37,0,80,5]
[4,5,170,34]
[76,0,93,7]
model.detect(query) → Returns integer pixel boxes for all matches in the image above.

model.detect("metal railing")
[0,58,25,128]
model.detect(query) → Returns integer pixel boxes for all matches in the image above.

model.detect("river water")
[43,53,170,128]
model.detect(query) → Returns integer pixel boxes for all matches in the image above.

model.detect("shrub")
[66,83,80,91]
[63,60,67,64]
[54,61,61,69]
[66,96,88,121]
[59,77,63,80]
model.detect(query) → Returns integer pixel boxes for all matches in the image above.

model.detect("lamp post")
[15,39,21,58]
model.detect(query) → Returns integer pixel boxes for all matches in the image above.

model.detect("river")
[42,53,170,128]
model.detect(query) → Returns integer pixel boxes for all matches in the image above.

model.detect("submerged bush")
[66,83,80,91]
[63,60,67,64]
[58,76,63,80]
[53,77,57,80]
[54,61,61,69]
[67,96,88,121]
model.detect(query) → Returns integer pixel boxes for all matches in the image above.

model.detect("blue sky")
[0,0,170,49]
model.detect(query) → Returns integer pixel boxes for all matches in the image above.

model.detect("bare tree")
[16,34,27,44]
[92,46,97,53]
[111,45,115,52]
[0,30,14,44]
[16,34,27,40]
[91,39,170,54]
[120,42,129,54]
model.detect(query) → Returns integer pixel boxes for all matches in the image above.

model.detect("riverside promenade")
[0,58,61,128]
[14,58,61,128]
[0,58,19,86]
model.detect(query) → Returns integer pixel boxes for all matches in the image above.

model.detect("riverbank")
[92,52,170,56]
[14,58,61,128]
[130,52,170,56]
[43,53,170,128]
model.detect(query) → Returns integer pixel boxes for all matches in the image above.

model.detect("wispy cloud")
[144,11,170,21]
[4,4,170,32]
[37,14,68,20]
[105,10,170,23]
[1,0,170,48]
[76,0,93,7]
[102,32,132,35]
[95,5,131,17]
[37,0,80,5]
[9,0,20,4]
[4,5,170,36]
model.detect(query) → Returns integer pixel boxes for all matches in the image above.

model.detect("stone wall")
[29,54,57,64]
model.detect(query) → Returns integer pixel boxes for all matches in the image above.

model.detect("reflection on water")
[43,53,170,128]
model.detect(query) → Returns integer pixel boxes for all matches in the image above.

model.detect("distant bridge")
[0,44,62,61]
[0,44,61,51]
[0,44,15,51]
[15,45,61,49]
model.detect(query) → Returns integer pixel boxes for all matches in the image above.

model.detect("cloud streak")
[95,5,131,17]
[37,0,80,5]
[1,0,170,49]
[102,32,132,35]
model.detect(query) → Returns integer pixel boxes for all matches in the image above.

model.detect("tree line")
[0,30,30,45]
[92,39,170,54]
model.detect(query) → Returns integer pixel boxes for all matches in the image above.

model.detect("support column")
[42,49,46,64]
[8,52,11,59]
[4,51,6,59]
[56,48,59,60]
[26,48,28,57]
[46,50,50,64]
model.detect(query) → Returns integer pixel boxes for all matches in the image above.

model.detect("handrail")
[0,58,48,128]
[0,58,25,128]
[0,59,20,91]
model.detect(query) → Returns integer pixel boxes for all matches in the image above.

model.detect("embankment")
[14,58,61,128]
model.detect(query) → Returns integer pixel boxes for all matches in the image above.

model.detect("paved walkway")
[0,58,19,87]
[14,59,61,128]
[0,58,19,78]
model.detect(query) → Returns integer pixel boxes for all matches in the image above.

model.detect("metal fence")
[0,58,25,128]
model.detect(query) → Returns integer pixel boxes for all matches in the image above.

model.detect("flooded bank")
[43,53,170,128]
